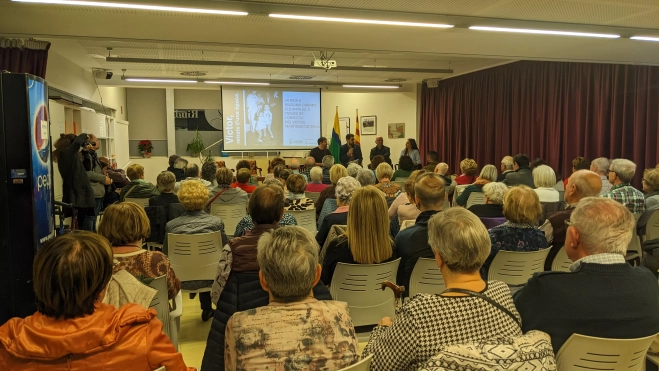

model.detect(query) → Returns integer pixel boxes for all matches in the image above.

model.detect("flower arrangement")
[138,140,153,158]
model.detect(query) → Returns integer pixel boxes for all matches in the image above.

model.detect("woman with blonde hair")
[99,202,180,301]
[374,162,402,200]
[455,158,478,185]
[315,164,348,214]
[321,186,398,285]
[455,164,498,207]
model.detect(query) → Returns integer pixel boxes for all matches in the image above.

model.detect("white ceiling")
[2,0,659,88]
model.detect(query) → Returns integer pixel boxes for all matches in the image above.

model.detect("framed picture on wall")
[388,123,405,139]
[339,117,350,134]
[361,115,377,135]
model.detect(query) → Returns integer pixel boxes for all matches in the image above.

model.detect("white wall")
[126,88,167,140]
[174,89,221,109]
[320,87,418,165]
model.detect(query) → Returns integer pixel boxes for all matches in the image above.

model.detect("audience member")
[268,157,286,174]
[374,162,402,200]
[120,163,160,201]
[564,156,591,187]
[235,159,258,186]
[278,168,292,186]
[502,154,536,188]
[539,170,602,270]
[82,134,111,231]
[165,180,229,321]
[269,164,286,182]
[149,171,179,207]
[482,186,546,278]
[363,208,522,371]
[434,162,457,196]
[468,182,508,218]
[370,154,386,173]
[167,154,180,173]
[207,167,249,212]
[174,163,212,193]
[288,157,308,181]
[315,164,347,214]
[99,155,130,188]
[356,168,376,186]
[305,167,328,192]
[340,133,363,166]
[455,158,478,185]
[346,162,361,178]
[284,174,315,210]
[497,155,514,181]
[590,157,612,195]
[171,157,188,181]
[301,156,316,179]
[530,157,546,169]
[455,164,497,207]
[370,136,392,165]
[321,155,334,184]
[400,138,421,166]
[310,137,332,165]
[532,165,560,202]
[423,151,440,172]
[99,202,180,300]
[643,168,659,210]
[394,172,445,292]
[0,232,193,370]
[215,160,226,169]
[392,155,415,180]
[234,181,299,237]
[201,161,218,187]
[232,168,256,194]
[515,197,659,353]
[224,226,359,371]
[321,186,398,285]
[389,170,425,226]
[601,159,646,214]
[316,177,361,248]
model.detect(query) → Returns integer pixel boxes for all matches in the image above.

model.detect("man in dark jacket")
[394,173,445,296]
[170,156,187,182]
[339,133,363,166]
[201,183,332,371]
[503,153,536,188]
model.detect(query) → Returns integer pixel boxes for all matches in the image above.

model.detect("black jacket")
[167,166,186,182]
[200,272,332,371]
[57,133,95,209]
[369,145,392,165]
[394,210,441,295]
[339,144,363,166]
[502,167,536,188]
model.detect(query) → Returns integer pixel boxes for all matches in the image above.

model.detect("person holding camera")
[82,134,112,231]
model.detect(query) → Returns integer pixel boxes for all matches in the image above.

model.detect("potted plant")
[137,140,153,158]
[186,129,205,157]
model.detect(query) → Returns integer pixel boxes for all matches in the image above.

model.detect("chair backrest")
[289,209,317,234]
[627,213,643,256]
[647,210,659,241]
[400,219,415,231]
[551,246,573,272]
[340,355,373,371]
[167,231,223,282]
[329,259,400,327]
[125,197,150,208]
[320,224,347,261]
[307,191,321,202]
[454,185,468,199]
[556,333,656,371]
[147,276,172,342]
[466,192,486,208]
[488,249,551,285]
[409,258,445,297]
[209,202,247,236]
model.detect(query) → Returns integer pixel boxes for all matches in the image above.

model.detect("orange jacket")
[0,303,195,371]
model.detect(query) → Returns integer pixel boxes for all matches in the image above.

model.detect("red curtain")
[419,60,659,186]
[0,39,51,79]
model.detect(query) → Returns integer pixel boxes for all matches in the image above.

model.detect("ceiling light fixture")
[204,81,270,86]
[630,36,659,42]
[270,14,453,28]
[343,85,400,89]
[124,78,198,83]
[11,0,248,15]
[469,26,620,38]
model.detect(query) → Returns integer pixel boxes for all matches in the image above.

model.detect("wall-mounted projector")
[311,59,337,69]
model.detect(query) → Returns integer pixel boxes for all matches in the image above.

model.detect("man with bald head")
[497,155,514,181]
[301,156,315,180]
[289,158,308,181]
[369,136,392,166]
[434,162,456,197]
[540,170,602,270]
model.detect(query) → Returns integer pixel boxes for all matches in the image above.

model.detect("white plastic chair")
[466,192,486,208]
[307,192,321,203]
[488,249,551,285]
[556,333,656,371]
[329,259,400,327]
[125,197,150,208]
[551,246,572,272]
[340,354,373,371]
[453,185,468,206]
[209,202,247,236]
[147,276,183,351]
[408,258,445,299]
[289,209,317,234]
[167,231,222,293]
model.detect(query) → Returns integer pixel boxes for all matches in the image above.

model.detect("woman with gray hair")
[321,155,335,184]
[455,164,498,207]
[224,226,359,370]
[306,166,328,193]
[468,182,507,219]
[532,165,560,202]
[316,177,361,248]
[356,168,376,186]
[363,208,522,371]
[347,162,362,178]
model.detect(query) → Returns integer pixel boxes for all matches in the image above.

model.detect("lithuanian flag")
[330,107,341,164]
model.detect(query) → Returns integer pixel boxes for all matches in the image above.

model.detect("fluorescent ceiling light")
[204,81,270,86]
[362,65,388,68]
[270,14,453,28]
[11,0,248,15]
[469,26,619,39]
[343,85,399,89]
[124,78,197,83]
[631,36,659,42]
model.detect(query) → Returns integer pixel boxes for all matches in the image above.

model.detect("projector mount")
[311,51,337,71]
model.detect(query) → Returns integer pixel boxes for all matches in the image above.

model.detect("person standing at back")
[502,154,536,188]
[310,137,332,166]
[601,158,646,214]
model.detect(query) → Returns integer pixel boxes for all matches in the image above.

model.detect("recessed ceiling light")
[630,36,659,42]
[270,14,453,28]
[11,0,248,15]
[124,78,198,83]
[204,81,270,85]
[343,85,400,89]
[469,26,619,39]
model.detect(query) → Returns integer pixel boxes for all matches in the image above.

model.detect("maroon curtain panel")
[419,60,659,186]
[0,40,51,79]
